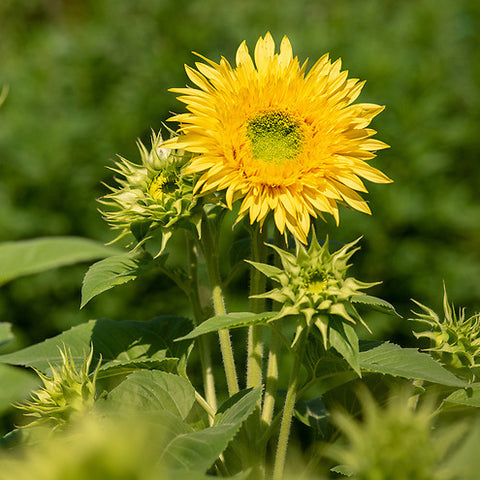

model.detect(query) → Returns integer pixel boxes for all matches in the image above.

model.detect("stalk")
[272,327,307,480]
[260,229,286,426]
[246,223,267,389]
[185,233,218,416]
[200,212,239,397]
[260,328,280,426]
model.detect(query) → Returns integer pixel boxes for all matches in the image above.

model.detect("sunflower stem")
[246,223,267,389]
[201,211,239,397]
[185,232,218,419]
[272,326,307,480]
[260,328,280,427]
[261,229,286,428]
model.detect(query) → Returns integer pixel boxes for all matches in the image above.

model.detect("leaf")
[160,387,262,472]
[104,370,196,420]
[351,294,401,317]
[0,316,193,379]
[0,323,14,349]
[441,419,480,479]
[294,397,329,437]
[0,237,122,286]
[81,251,158,307]
[329,321,360,376]
[177,312,277,341]
[359,342,467,387]
[0,364,39,415]
[331,464,354,476]
[445,384,480,408]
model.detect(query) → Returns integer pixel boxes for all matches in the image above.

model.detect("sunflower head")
[163,32,391,243]
[248,232,378,348]
[15,345,99,429]
[100,130,200,253]
[411,286,480,381]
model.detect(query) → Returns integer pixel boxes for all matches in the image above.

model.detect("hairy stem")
[185,233,218,417]
[201,212,239,397]
[260,327,280,427]
[261,228,286,428]
[272,327,306,480]
[246,223,267,389]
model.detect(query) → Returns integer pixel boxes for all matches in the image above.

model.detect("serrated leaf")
[104,370,195,420]
[81,251,157,307]
[445,384,480,408]
[359,342,467,387]
[161,387,262,472]
[0,323,14,349]
[331,464,354,476]
[352,294,401,317]
[0,237,122,286]
[176,312,276,341]
[0,316,193,378]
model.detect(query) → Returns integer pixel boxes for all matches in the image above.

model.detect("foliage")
[1,2,480,479]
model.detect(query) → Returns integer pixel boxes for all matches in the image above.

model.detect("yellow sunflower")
[163,33,391,243]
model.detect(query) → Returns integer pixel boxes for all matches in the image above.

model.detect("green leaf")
[0,323,14,349]
[131,219,153,242]
[0,364,39,415]
[104,370,195,420]
[331,464,354,476]
[329,320,360,376]
[351,294,401,317]
[169,470,252,480]
[245,260,283,279]
[445,384,480,408]
[0,237,122,286]
[81,250,159,307]
[359,342,467,387]
[161,387,262,472]
[0,316,193,379]
[294,396,329,436]
[176,312,277,341]
[441,419,480,479]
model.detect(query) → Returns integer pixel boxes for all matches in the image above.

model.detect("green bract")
[15,346,99,429]
[100,130,200,253]
[249,232,378,348]
[329,389,454,480]
[412,286,480,381]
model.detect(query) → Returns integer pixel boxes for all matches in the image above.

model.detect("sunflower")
[163,33,391,243]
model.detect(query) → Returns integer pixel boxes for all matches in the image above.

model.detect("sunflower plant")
[2,33,480,480]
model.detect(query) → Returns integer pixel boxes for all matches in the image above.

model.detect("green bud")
[15,345,99,429]
[248,231,378,348]
[328,389,456,480]
[411,285,480,382]
[100,130,200,253]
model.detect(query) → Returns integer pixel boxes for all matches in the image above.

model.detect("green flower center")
[305,271,328,294]
[246,111,304,164]
[149,173,177,200]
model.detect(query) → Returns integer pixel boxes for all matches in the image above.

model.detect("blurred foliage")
[0,0,480,345]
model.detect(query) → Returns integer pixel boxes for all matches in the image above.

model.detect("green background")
[1,0,479,345]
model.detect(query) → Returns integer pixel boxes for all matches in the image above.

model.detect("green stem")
[195,390,217,420]
[272,327,307,480]
[260,328,280,427]
[185,233,218,416]
[246,223,267,389]
[261,228,287,427]
[201,212,239,397]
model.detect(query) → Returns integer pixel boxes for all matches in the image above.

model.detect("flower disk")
[164,33,391,243]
